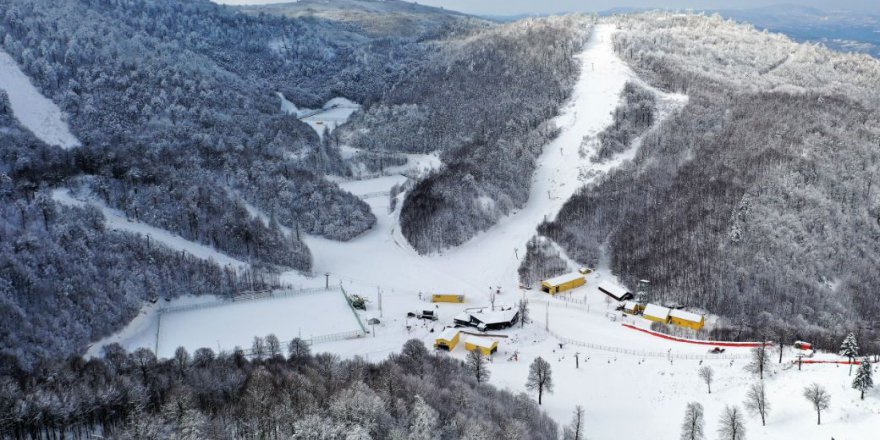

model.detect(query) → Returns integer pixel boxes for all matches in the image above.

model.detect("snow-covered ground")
[155,289,362,358]
[96,23,880,438]
[338,145,443,179]
[51,188,248,270]
[278,93,361,139]
[0,49,80,149]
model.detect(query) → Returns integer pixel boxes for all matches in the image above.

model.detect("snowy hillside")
[3,2,880,439]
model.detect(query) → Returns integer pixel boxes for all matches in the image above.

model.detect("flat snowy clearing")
[0,49,80,149]
[155,289,362,358]
[52,188,248,270]
[278,93,360,139]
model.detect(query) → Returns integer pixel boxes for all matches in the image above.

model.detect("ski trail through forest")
[281,24,681,299]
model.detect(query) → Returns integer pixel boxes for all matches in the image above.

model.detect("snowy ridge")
[51,188,248,270]
[0,50,80,149]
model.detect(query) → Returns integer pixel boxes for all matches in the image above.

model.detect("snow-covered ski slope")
[0,50,80,149]
[281,24,668,297]
[51,188,248,270]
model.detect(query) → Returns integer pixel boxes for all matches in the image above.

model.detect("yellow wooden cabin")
[669,309,705,330]
[434,328,461,351]
[622,301,644,315]
[642,303,671,324]
[432,294,465,303]
[464,335,498,356]
[540,272,585,294]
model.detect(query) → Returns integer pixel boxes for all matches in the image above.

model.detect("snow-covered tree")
[287,337,311,364]
[400,339,429,378]
[466,349,491,384]
[518,298,530,328]
[680,402,705,440]
[747,345,769,380]
[717,406,745,440]
[698,366,714,394]
[840,332,860,376]
[251,336,265,361]
[563,405,585,440]
[744,381,770,426]
[803,383,831,425]
[265,334,281,359]
[526,356,554,405]
[408,395,438,440]
[852,358,874,400]
[174,346,189,376]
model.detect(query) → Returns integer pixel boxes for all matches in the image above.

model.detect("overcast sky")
[406,0,880,15]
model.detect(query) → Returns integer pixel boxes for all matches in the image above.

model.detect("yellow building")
[669,309,705,330]
[622,301,643,315]
[434,328,461,351]
[541,272,585,294]
[432,294,465,303]
[465,335,498,356]
[642,303,671,324]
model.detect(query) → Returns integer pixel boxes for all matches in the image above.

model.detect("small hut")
[434,328,461,351]
[465,335,498,356]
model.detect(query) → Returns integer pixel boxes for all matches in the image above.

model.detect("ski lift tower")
[636,279,651,304]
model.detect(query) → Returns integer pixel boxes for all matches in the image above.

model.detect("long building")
[540,272,585,294]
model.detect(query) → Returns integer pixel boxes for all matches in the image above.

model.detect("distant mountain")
[599,4,880,58]
[238,0,487,38]
[713,4,880,57]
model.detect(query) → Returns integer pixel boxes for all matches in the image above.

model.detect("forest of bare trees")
[0,340,557,440]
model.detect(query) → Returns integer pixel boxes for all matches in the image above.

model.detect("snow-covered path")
[51,188,249,270]
[0,50,80,149]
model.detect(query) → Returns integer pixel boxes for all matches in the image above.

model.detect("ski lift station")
[540,272,585,294]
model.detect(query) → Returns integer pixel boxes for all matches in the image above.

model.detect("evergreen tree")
[852,358,874,400]
[840,332,860,376]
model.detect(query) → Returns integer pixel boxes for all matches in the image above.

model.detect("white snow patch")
[0,49,80,149]
[278,93,361,140]
[154,289,361,358]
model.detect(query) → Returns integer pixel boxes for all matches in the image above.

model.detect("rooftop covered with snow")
[598,284,633,301]
[643,303,671,320]
[669,309,704,323]
[542,272,585,287]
